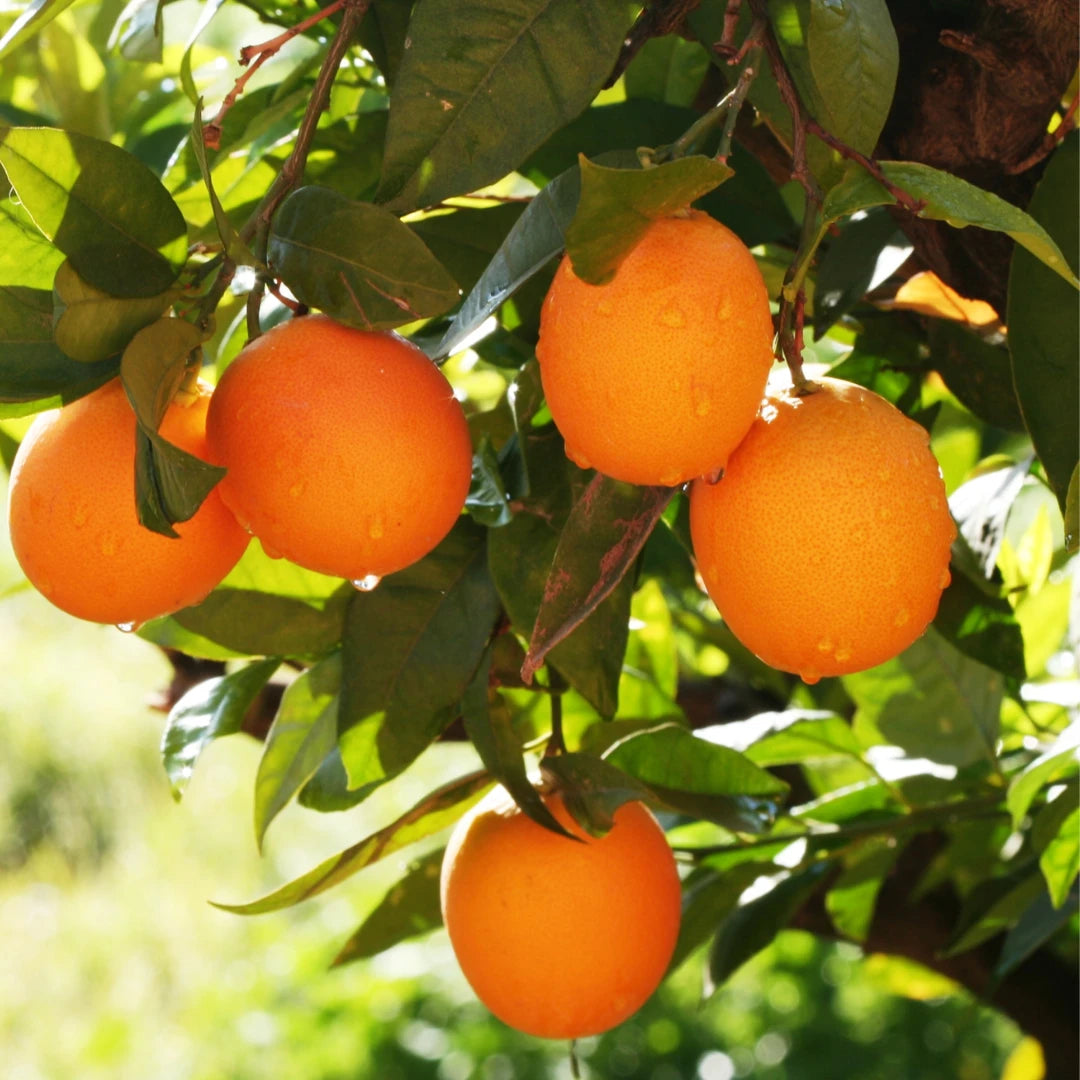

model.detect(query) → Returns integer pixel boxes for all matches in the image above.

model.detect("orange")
[7,379,249,626]
[689,377,957,682]
[440,786,681,1040]
[535,209,774,486]
[205,315,473,581]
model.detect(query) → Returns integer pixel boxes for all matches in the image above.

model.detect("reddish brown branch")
[203,0,348,149]
[1006,94,1079,174]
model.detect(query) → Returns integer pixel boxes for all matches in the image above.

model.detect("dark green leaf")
[172,587,350,658]
[465,435,512,527]
[624,33,710,108]
[565,155,732,284]
[823,159,1079,289]
[928,320,1025,432]
[994,884,1077,980]
[814,208,911,333]
[540,751,658,836]
[0,0,78,61]
[0,126,187,297]
[845,628,1003,768]
[933,570,1026,682]
[332,848,445,967]
[359,0,414,86]
[606,723,788,798]
[338,520,502,795]
[53,260,175,364]
[463,648,570,837]
[267,185,459,330]
[0,197,63,289]
[522,473,673,683]
[1006,721,1079,826]
[708,863,830,991]
[945,867,1046,956]
[1065,464,1078,554]
[161,658,280,800]
[807,0,898,156]
[218,771,491,914]
[376,0,631,210]
[1007,133,1079,511]
[254,654,341,849]
[0,284,117,412]
[120,318,200,431]
[824,836,902,943]
[1036,797,1079,908]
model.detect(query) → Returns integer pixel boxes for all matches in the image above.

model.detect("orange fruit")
[535,209,774,486]
[7,379,249,626]
[205,314,473,581]
[440,787,681,1040]
[689,377,957,682]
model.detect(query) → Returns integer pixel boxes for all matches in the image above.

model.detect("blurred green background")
[0,467,1043,1080]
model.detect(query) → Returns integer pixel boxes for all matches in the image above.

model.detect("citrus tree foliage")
[1,0,1077,1056]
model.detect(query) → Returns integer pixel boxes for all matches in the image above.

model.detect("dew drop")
[100,536,117,556]
[289,482,304,498]
[816,638,834,655]
[72,505,88,528]
[659,306,685,328]
[596,299,614,316]
[704,467,724,485]
[800,671,821,686]
[260,540,284,560]
[692,386,712,417]
[834,645,852,663]
[352,574,382,592]
[565,445,592,470]
[369,516,385,540]
[658,468,684,487]
[894,607,910,628]
[116,621,139,634]
[715,297,732,321]
[939,568,951,589]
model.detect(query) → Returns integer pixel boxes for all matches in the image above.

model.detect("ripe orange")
[689,377,957,682]
[205,315,473,581]
[440,786,681,1040]
[7,379,249,626]
[535,209,774,486]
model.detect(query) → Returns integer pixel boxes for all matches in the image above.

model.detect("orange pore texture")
[440,788,682,1040]
[689,377,957,682]
[7,379,249,626]
[205,315,473,580]
[535,210,774,487]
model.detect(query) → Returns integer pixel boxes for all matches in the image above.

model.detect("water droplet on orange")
[351,574,382,592]
[659,306,685,328]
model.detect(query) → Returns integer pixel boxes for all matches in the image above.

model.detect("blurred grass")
[0,473,1036,1080]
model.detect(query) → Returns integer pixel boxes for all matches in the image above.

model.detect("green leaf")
[1038,802,1079,908]
[948,458,1031,579]
[172,587,350,658]
[161,658,280,800]
[701,709,864,768]
[824,836,902,943]
[1007,133,1079,511]
[267,185,460,330]
[928,321,1025,433]
[814,208,911,333]
[338,521,502,795]
[121,319,224,536]
[1066,463,1079,554]
[807,0,898,156]
[432,159,585,360]
[994,885,1077,980]
[332,848,445,967]
[0,0,78,61]
[844,628,1003,768]
[254,654,341,849]
[0,284,117,412]
[522,473,673,683]
[53,260,175,364]
[462,648,571,836]
[606,723,788,798]
[933,570,1026,682]
[487,429,631,717]
[945,867,1046,956]
[822,159,1079,289]
[359,0,414,87]
[0,198,64,288]
[565,155,732,284]
[707,863,830,991]
[376,0,631,210]
[539,751,658,836]
[0,127,187,297]
[1007,721,1080,826]
[217,770,492,914]
[465,435,512,527]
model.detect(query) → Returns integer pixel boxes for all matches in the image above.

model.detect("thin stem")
[674,794,1007,858]
[544,693,566,758]
[569,1041,581,1080]
[716,38,763,164]
[1007,94,1079,175]
[776,206,828,387]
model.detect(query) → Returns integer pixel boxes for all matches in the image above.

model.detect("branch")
[1006,94,1079,174]
[604,0,703,88]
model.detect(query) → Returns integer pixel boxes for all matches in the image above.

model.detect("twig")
[716,0,744,58]
[202,0,348,148]
[716,31,763,164]
[1007,95,1079,174]
[805,118,925,213]
[776,210,828,387]
[544,693,566,758]
[604,0,702,88]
